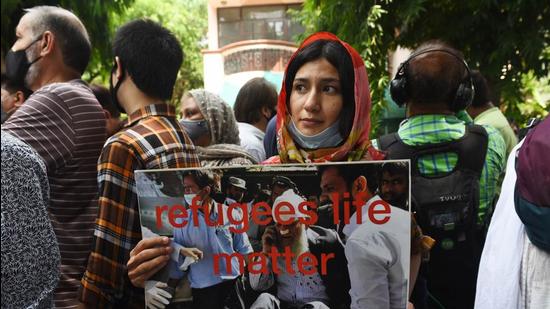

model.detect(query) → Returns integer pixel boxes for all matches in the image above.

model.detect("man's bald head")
[23,6,91,74]
[407,41,468,108]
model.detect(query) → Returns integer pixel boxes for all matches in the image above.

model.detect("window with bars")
[218,4,303,47]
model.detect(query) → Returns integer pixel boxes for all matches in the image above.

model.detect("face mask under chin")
[288,118,344,149]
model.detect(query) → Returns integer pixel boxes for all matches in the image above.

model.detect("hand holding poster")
[135,161,411,309]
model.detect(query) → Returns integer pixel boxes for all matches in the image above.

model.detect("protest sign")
[136,161,411,309]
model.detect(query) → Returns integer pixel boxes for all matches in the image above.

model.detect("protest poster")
[135,160,411,309]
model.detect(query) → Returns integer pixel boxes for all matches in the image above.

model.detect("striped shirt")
[2,80,106,308]
[374,113,506,224]
[79,104,200,308]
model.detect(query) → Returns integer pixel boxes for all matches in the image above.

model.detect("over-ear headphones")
[389,49,475,112]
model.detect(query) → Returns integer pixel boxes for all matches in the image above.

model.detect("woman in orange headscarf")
[264,32,384,163]
[264,32,432,309]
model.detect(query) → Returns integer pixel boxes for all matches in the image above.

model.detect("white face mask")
[288,119,344,149]
[184,193,198,206]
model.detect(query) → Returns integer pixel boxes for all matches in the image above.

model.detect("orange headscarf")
[264,32,384,164]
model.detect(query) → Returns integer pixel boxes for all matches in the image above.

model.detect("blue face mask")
[179,119,209,143]
[288,119,344,149]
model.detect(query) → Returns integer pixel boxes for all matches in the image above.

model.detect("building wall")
[203,0,302,105]
[204,0,410,110]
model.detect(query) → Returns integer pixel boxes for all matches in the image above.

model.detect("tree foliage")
[2,0,207,106]
[294,0,549,135]
[106,0,207,105]
[1,0,132,79]
[395,0,549,124]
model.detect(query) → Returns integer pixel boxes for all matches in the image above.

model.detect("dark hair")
[318,164,379,194]
[285,39,355,138]
[407,41,467,107]
[380,162,408,178]
[182,170,216,191]
[271,176,297,190]
[378,162,409,196]
[26,6,91,74]
[1,73,32,98]
[234,77,277,124]
[90,84,120,118]
[471,70,490,108]
[112,19,183,100]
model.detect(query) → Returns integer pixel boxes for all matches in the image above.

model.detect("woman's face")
[180,96,204,121]
[180,96,211,147]
[289,58,344,136]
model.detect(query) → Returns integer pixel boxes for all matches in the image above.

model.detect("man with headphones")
[374,41,506,309]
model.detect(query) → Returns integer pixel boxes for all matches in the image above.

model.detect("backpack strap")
[377,132,400,152]
[452,124,488,177]
[377,132,418,169]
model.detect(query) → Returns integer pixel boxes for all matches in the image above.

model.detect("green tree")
[2,0,207,107]
[394,0,549,125]
[508,72,550,125]
[294,0,549,135]
[107,0,207,106]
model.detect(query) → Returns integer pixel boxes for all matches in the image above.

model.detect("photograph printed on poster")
[135,160,411,309]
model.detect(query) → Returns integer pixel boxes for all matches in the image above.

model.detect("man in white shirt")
[345,208,410,309]
[318,164,411,309]
[233,78,277,163]
[318,164,379,240]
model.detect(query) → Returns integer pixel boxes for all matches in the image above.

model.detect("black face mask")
[5,36,43,85]
[109,62,125,113]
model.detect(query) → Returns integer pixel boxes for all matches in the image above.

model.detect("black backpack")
[377,124,489,251]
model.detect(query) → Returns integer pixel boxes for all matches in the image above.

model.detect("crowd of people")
[1,5,548,309]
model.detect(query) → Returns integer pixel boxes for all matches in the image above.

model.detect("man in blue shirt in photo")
[168,170,253,309]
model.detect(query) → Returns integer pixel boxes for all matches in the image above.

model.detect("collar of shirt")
[401,114,462,127]
[398,114,466,146]
[342,195,384,240]
[189,200,238,230]
[125,103,176,127]
[238,122,265,139]
[225,197,237,205]
[192,200,220,220]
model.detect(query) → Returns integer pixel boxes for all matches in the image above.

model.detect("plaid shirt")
[374,113,506,224]
[79,104,200,307]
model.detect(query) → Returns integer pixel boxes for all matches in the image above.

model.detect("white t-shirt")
[238,122,266,163]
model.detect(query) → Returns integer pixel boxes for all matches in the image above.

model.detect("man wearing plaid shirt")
[79,20,200,307]
[374,42,506,309]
